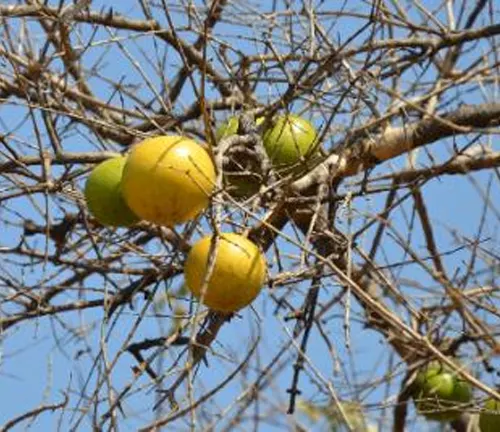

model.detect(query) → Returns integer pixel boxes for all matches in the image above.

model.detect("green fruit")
[84,156,139,227]
[453,380,473,403]
[480,398,500,432]
[425,373,455,398]
[412,361,472,422]
[263,114,317,167]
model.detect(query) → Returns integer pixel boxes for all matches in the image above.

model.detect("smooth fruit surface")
[84,156,139,227]
[184,233,267,312]
[121,135,216,227]
[263,114,317,166]
[412,361,472,421]
[480,398,500,432]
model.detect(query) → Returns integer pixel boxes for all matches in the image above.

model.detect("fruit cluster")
[216,113,318,167]
[84,119,500,422]
[83,114,316,313]
[216,114,318,197]
[86,113,312,312]
[411,361,472,422]
[411,360,500,429]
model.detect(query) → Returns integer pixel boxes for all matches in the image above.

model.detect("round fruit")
[84,156,139,227]
[263,114,317,167]
[480,397,500,432]
[184,233,267,312]
[121,135,216,227]
[412,361,472,421]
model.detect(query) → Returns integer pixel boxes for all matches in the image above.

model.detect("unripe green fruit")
[480,397,500,432]
[263,114,317,167]
[84,156,139,227]
[412,361,472,422]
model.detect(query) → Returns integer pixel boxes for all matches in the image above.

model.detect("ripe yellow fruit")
[84,156,139,227]
[121,135,216,227]
[184,233,267,312]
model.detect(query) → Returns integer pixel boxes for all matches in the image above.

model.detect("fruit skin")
[184,233,267,312]
[412,361,472,422]
[84,156,139,227]
[263,114,317,167]
[480,398,500,432]
[121,135,216,227]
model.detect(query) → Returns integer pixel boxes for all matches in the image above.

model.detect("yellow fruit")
[184,233,267,312]
[84,156,139,227]
[121,135,216,227]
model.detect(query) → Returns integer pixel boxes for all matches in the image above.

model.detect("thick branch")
[293,103,500,191]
